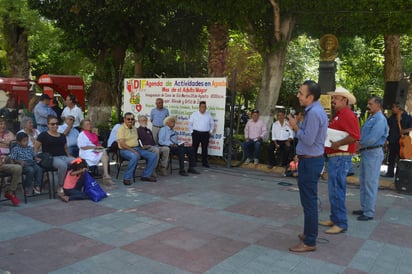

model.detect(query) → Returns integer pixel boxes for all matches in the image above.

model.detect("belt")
[359,145,383,152]
[193,130,209,133]
[152,125,163,128]
[297,154,323,159]
[327,152,353,157]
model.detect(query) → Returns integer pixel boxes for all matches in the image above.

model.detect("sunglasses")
[48,123,58,126]
[126,118,135,121]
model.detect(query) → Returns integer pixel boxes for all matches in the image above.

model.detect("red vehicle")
[37,74,85,110]
[0,77,30,108]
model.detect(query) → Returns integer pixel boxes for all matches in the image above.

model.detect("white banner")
[123,78,227,156]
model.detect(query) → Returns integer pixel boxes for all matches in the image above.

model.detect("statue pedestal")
[318,61,336,94]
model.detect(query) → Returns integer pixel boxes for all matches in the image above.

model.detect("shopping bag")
[83,171,107,202]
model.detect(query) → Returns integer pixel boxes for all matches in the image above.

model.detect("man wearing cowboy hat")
[319,87,360,234]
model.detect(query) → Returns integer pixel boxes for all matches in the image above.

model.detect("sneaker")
[33,186,41,194]
[254,158,259,164]
[244,158,252,164]
[5,192,19,206]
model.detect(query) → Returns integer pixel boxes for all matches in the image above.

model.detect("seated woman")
[17,116,40,147]
[0,117,15,155]
[34,115,74,188]
[77,119,114,186]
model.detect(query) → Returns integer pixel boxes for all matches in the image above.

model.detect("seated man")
[0,156,22,206]
[242,109,267,164]
[267,110,294,167]
[117,112,157,185]
[137,115,170,176]
[158,116,199,176]
[58,115,79,157]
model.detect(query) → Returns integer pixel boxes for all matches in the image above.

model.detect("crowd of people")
[1,84,408,255]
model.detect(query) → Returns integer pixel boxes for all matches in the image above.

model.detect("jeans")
[53,156,75,186]
[359,148,384,218]
[64,188,88,201]
[327,155,351,229]
[242,139,262,159]
[22,162,43,188]
[298,156,324,246]
[120,147,157,180]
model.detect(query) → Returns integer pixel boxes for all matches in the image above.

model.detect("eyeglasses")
[48,123,58,126]
[126,118,135,121]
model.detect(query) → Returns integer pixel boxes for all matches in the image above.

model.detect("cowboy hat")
[327,87,356,105]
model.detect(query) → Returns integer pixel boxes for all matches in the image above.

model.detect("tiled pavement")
[1,163,411,274]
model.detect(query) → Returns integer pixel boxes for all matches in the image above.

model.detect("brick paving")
[0,162,411,274]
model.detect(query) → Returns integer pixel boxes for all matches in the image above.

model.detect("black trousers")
[170,146,196,171]
[387,142,399,176]
[268,140,291,166]
[192,130,210,165]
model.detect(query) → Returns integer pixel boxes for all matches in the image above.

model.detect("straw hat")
[327,87,356,105]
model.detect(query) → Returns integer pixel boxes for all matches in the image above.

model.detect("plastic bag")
[83,171,107,202]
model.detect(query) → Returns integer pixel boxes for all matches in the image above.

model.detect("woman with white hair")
[17,116,40,147]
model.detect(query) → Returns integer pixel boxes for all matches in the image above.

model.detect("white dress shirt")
[188,111,214,133]
[271,121,293,141]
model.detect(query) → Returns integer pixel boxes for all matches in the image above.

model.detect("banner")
[123,78,227,156]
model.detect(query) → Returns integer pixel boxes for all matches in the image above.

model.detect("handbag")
[83,171,107,202]
[37,152,54,169]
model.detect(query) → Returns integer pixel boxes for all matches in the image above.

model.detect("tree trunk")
[208,23,228,77]
[88,46,126,127]
[3,15,29,78]
[255,16,295,131]
[383,34,402,82]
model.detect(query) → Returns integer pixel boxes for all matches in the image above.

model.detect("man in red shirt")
[319,87,360,234]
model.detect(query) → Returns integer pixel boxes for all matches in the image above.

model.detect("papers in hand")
[325,128,349,151]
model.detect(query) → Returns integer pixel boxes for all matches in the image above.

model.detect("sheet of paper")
[325,128,349,151]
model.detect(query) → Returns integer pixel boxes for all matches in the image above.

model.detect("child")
[59,158,89,202]
[284,154,299,177]
[10,132,43,195]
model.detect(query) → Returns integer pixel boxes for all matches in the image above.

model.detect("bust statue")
[320,34,338,61]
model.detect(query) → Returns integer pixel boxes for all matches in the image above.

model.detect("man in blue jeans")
[117,112,157,185]
[319,87,360,234]
[288,80,328,252]
[242,109,267,164]
[353,96,388,221]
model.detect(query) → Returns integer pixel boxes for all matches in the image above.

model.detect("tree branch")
[268,0,280,41]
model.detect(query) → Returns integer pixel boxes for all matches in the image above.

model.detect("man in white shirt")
[189,101,215,167]
[58,115,80,157]
[267,110,294,168]
[61,94,84,130]
[242,109,267,164]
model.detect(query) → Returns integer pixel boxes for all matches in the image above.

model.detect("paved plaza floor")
[0,162,411,274]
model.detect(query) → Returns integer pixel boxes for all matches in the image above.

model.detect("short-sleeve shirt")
[117,124,138,148]
[150,108,169,127]
[37,131,67,156]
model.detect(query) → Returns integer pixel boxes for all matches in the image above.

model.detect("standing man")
[319,87,360,234]
[150,98,169,144]
[267,110,294,168]
[189,101,215,168]
[353,96,388,221]
[117,112,157,184]
[33,94,57,133]
[58,115,80,157]
[287,80,328,252]
[137,115,170,176]
[383,102,412,178]
[242,109,267,164]
[61,94,84,131]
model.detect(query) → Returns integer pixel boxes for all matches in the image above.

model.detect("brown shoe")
[289,242,316,252]
[123,179,132,185]
[325,225,347,234]
[141,176,157,182]
[319,220,334,227]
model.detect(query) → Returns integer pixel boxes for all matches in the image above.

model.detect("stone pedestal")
[318,61,336,94]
